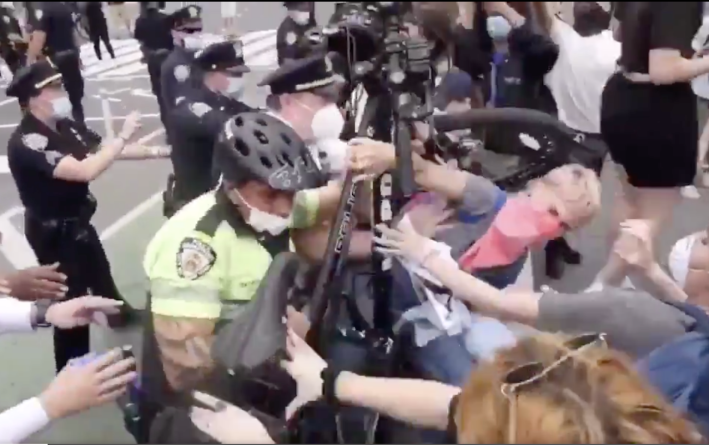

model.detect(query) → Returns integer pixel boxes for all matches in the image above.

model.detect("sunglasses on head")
[500,333,607,443]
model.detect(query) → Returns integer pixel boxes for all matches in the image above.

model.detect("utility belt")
[25,195,97,237]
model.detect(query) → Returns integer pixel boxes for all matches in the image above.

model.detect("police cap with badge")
[258,52,342,96]
[169,4,202,31]
[6,58,62,102]
[193,40,250,74]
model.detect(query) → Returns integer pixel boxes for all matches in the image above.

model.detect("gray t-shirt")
[535,288,696,359]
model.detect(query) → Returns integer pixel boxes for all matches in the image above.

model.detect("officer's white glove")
[189,392,274,444]
[46,296,123,328]
[119,111,142,141]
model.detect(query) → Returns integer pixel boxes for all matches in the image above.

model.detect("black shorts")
[601,73,698,188]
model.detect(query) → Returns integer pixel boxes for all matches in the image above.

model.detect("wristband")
[320,366,342,405]
[31,299,53,329]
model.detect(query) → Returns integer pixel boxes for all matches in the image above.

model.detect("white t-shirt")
[0,298,51,443]
[544,18,621,134]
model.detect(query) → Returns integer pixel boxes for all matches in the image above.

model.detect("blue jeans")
[390,257,525,386]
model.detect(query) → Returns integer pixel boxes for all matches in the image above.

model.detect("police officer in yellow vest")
[137,54,355,442]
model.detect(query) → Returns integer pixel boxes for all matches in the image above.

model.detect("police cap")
[283,2,310,10]
[194,41,250,74]
[258,53,342,95]
[169,4,202,31]
[6,58,62,101]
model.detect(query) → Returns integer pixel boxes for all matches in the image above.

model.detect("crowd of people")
[1,1,709,444]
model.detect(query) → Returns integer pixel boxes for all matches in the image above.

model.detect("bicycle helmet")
[214,112,325,192]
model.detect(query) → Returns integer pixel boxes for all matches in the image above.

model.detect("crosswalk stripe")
[0,29,279,83]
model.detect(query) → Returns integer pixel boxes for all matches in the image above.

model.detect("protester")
[0,296,137,443]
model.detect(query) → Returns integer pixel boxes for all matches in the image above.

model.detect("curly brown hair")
[454,333,704,444]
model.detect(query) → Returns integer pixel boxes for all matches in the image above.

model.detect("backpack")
[636,300,709,435]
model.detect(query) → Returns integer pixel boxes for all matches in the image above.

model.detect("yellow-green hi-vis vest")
[143,190,317,320]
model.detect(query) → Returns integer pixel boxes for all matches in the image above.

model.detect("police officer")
[134,1,173,127]
[277,1,316,65]
[26,2,86,126]
[164,40,253,218]
[160,4,205,119]
[0,2,26,77]
[5,57,142,372]
[85,1,116,60]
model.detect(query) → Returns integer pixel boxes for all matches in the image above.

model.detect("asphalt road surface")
[1,2,709,444]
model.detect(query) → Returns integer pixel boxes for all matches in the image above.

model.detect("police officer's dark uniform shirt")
[35,3,76,55]
[277,2,315,65]
[135,7,173,125]
[6,60,101,219]
[169,41,253,204]
[160,5,204,113]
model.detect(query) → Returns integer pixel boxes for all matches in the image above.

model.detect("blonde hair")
[530,164,602,230]
[454,333,703,444]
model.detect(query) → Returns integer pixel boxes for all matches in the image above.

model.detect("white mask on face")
[225,77,244,98]
[183,34,206,50]
[309,103,345,141]
[237,191,292,235]
[289,10,310,26]
[50,96,72,119]
[669,233,698,288]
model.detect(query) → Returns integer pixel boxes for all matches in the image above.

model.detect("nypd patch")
[174,64,190,82]
[176,237,217,280]
[22,133,48,151]
[285,32,296,45]
[190,102,212,117]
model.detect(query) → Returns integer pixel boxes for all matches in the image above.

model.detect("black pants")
[89,22,115,60]
[3,50,26,111]
[24,215,124,372]
[147,57,167,127]
[54,51,85,126]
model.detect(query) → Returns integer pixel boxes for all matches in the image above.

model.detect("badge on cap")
[194,49,204,59]
[35,9,42,20]
[234,41,243,58]
[190,102,212,117]
[285,32,296,45]
[22,133,48,151]
[188,6,197,18]
[174,64,190,82]
[3,16,9,24]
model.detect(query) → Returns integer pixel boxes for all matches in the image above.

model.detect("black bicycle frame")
[306,94,381,354]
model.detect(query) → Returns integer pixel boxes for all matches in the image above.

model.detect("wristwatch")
[31,299,53,329]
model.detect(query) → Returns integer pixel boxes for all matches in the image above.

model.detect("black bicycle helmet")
[214,112,325,192]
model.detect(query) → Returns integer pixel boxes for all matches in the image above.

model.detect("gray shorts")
[534,289,695,359]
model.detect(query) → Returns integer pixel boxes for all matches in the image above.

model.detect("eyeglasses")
[500,333,607,443]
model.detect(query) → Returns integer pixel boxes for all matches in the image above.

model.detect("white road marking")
[99,190,164,241]
[99,89,116,139]
[131,89,156,99]
[0,114,161,130]
[0,156,9,174]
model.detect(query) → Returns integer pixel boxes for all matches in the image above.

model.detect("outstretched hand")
[0,263,67,300]
[46,296,123,329]
[189,391,273,444]
[612,219,654,271]
[279,328,327,419]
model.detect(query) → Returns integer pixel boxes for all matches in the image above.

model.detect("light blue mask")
[487,16,512,41]
[51,96,72,119]
[225,77,244,99]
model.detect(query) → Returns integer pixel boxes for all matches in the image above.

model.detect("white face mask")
[309,103,345,141]
[183,34,206,50]
[225,77,244,98]
[50,96,72,119]
[237,192,292,235]
[289,10,310,26]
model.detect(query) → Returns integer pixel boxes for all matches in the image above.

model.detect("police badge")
[176,237,217,280]
[35,9,42,20]
[285,32,296,45]
[22,133,48,151]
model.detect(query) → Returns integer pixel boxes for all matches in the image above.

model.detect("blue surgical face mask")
[487,16,512,41]
[50,96,72,119]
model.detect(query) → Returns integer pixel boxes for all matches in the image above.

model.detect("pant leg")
[147,59,167,127]
[82,224,124,302]
[99,23,115,58]
[58,53,85,126]
[90,31,102,59]
[24,216,92,372]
